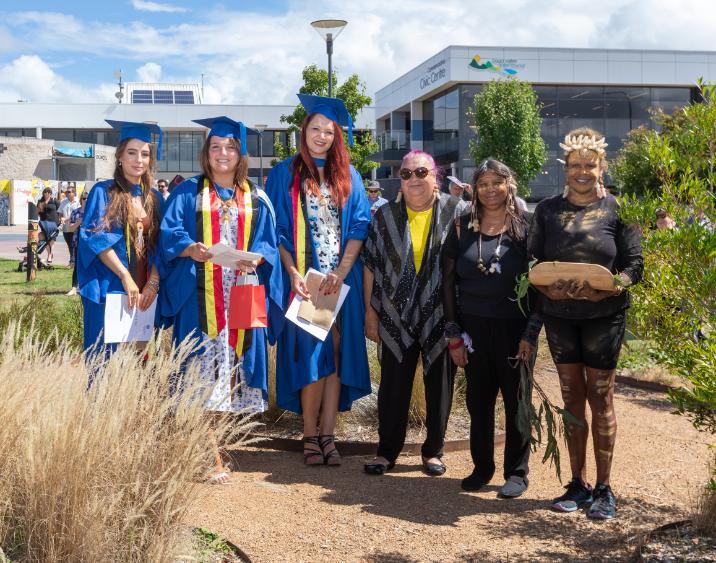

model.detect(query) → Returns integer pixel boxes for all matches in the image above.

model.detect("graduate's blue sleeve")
[78,182,122,269]
[160,182,196,262]
[344,167,371,242]
[265,159,294,254]
[253,191,284,344]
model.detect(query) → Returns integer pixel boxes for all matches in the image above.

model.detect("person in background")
[447,176,473,201]
[654,208,677,230]
[366,181,388,215]
[37,187,60,265]
[157,178,170,200]
[58,187,80,267]
[66,190,88,296]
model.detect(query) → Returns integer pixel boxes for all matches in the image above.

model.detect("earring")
[395,191,402,203]
[596,182,606,198]
[118,161,122,167]
[562,184,570,198]
[507,194,516,214]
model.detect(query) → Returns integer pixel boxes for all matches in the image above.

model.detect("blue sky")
[2,0,716,105]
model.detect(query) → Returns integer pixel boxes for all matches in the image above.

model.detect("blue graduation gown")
[265,156,371,413]
[77,180,161,352]
[159,176,283,400]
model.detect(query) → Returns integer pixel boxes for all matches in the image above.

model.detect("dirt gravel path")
[185,363,711,562]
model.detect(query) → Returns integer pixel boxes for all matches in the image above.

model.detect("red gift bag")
[228,276,268,329]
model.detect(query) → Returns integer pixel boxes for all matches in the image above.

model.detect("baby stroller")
[17,220,60,272]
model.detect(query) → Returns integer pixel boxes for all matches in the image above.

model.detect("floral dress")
[306,182,340,274]
[199,205,267,414]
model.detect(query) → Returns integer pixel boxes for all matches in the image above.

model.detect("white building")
[373,45,715,198]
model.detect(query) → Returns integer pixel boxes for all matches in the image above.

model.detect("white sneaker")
[498,476,528,498]
[66,287,78,296]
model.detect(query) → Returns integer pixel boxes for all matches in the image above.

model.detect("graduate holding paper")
[265,95,371,466]
[160,116,282,419]
[77,120,163,353]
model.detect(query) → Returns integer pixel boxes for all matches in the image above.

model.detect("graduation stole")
[290,171,314,298]
[195,177,258,357]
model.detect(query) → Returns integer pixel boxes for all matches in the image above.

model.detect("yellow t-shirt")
[407,207,433,272]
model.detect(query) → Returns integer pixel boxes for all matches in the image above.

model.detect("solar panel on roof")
[153,90,173,104]
[174,91,195,104]
[132,90,153,104]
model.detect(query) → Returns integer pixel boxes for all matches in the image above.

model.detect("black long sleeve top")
[527,194,643,320]
[442,212,542,345]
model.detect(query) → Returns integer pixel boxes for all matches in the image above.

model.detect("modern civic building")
[372,45,715,199]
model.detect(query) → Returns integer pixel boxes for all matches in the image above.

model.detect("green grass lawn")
[0,258,74,305]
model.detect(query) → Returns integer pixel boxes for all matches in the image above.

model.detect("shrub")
[0,322,255,561]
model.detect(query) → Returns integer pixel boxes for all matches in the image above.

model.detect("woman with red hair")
[265,94,371,466]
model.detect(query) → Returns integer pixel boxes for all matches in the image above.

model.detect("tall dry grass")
[0,321,255,562]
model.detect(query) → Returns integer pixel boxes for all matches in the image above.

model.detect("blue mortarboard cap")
[105,120,163,160]
[297,94,354,146]
[192,116,257,156]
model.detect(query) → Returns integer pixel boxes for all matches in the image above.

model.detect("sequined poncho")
[363,193,468,370]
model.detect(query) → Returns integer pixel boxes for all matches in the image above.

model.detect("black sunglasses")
[399,167,432,180]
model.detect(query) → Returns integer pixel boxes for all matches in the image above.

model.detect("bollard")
[26,201,39,282]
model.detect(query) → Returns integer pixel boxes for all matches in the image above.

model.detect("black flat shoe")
[364,460,395,475]
[422,457,446,476]
[461,471,491,491]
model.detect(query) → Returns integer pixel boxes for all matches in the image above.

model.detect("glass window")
[43,129,74,141]
[651,87,690,102]
[166,132,180,171]
[245,134,259,157]
[74,130,95,143]
[179,133,195,171]
[193,132,204,172]
[558,86,604,100]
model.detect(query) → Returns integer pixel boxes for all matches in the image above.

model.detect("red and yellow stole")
[290,172,313,300]
[195,177,255,357]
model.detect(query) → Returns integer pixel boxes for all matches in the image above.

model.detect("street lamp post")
[310,20,347,97]
[254,124,268,187]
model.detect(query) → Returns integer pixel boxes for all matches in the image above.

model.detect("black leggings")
[543,311,626,370]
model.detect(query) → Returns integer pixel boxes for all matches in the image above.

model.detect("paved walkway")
[0,225,70,265]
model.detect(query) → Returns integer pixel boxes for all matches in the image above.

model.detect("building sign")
[419,59,447,90]
[469,54,525,77]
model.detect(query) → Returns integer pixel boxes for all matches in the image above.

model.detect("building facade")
[373,46,715,199]
[0,96,375,185]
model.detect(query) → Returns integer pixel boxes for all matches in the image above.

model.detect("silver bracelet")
[147,278,160,292]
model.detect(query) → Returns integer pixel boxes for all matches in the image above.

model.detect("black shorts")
[543,311,626,370]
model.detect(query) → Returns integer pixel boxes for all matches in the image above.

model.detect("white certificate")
[284,269,350,341]
[208,243,263,268]
[103,293,157,343]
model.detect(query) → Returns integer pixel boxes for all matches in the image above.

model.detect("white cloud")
[130,0,188,13]
[4,1,716,104]
[0,55,115,103]
[136,62,162,83]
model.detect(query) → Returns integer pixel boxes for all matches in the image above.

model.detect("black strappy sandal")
[303,436,324,466]
[318,434,342,466]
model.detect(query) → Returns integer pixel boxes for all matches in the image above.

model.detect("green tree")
[272,65,379,180]
[612,88,716,197]
[617,80,715,517]
[468,79,546,197]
